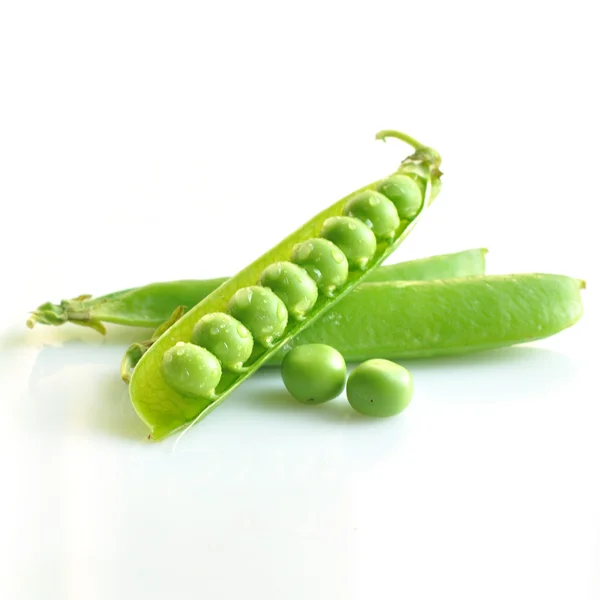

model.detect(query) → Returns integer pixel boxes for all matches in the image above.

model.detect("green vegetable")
[291,238,349,297]
[190,313,253,372]
[161,342,221,400]
[281,344,347,404]
[130,129,443,440]
[376,174,423,220]
[342,190,400,240]
[26,248,487,332]
[259,261,319,320]
[270,274,585,363]
[346,359,413,417]
[320,216,377,270]
[228,286,288,348]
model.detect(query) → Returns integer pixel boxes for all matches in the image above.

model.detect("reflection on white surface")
[1,321,598,599]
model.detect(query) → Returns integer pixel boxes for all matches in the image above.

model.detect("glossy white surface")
[1,2,599,599]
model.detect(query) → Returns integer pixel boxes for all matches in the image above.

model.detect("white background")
[1,2,599,599]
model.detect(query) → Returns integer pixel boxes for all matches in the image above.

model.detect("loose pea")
[346,358,413,417]
[376,174,423,220]
[281,344,347,404]
[291,238,349,297]
[161,341,221,399]
[228,286,288,348]
[320,216,377,270]
[343,190,400,240]
[259,261,319,320]
[190,312,253,372]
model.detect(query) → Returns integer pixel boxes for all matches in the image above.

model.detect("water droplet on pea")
[237,325,250,338]
[277,304,287,320]
[369,196,380,206]
[332,249,345,263]
[210,327,220,335]
[176,348,184,357]
[348,221,357,230]
[297,244,312,260]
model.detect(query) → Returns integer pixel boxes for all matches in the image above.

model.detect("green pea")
[376,174,423,220]
[342,190,400,241]
[281,344,346,404]
[346,359,413,417]
[190,312,253,372]
[161,341,221,399]
[228,285,288,348]
[291,238,349,297]
[320,216,377,270]
[259,261,319,320]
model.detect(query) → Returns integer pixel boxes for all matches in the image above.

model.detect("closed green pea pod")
[28,248,489,335]
[291,238,349,297]
[376,174,423,220]
[320,216,377,270]
[228,286,288,348]
[190,312,253,372]
[259,261,319,320]
[343,190,400,240]
[161,342,221,399]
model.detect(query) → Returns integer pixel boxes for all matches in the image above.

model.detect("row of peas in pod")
[160,172,425,400]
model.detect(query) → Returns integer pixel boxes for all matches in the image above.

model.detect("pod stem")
[375,129,442,170]
[26,297,107,335]
[375,129,427,150]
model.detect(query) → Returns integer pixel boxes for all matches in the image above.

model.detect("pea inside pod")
[161,342,222,399]
[228,286,288,347]
[259,261,319,320]
[320,216,377,270]
[291,238,349,297]
[343,190,400,241]
[376,174,423,220]
[190,312,253,372]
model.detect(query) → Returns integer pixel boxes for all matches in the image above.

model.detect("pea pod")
[130,130,443,440]
[267,274,585,363]
[26,248,487,333]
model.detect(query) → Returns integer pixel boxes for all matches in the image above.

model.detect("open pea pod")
[130,130,443,440]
